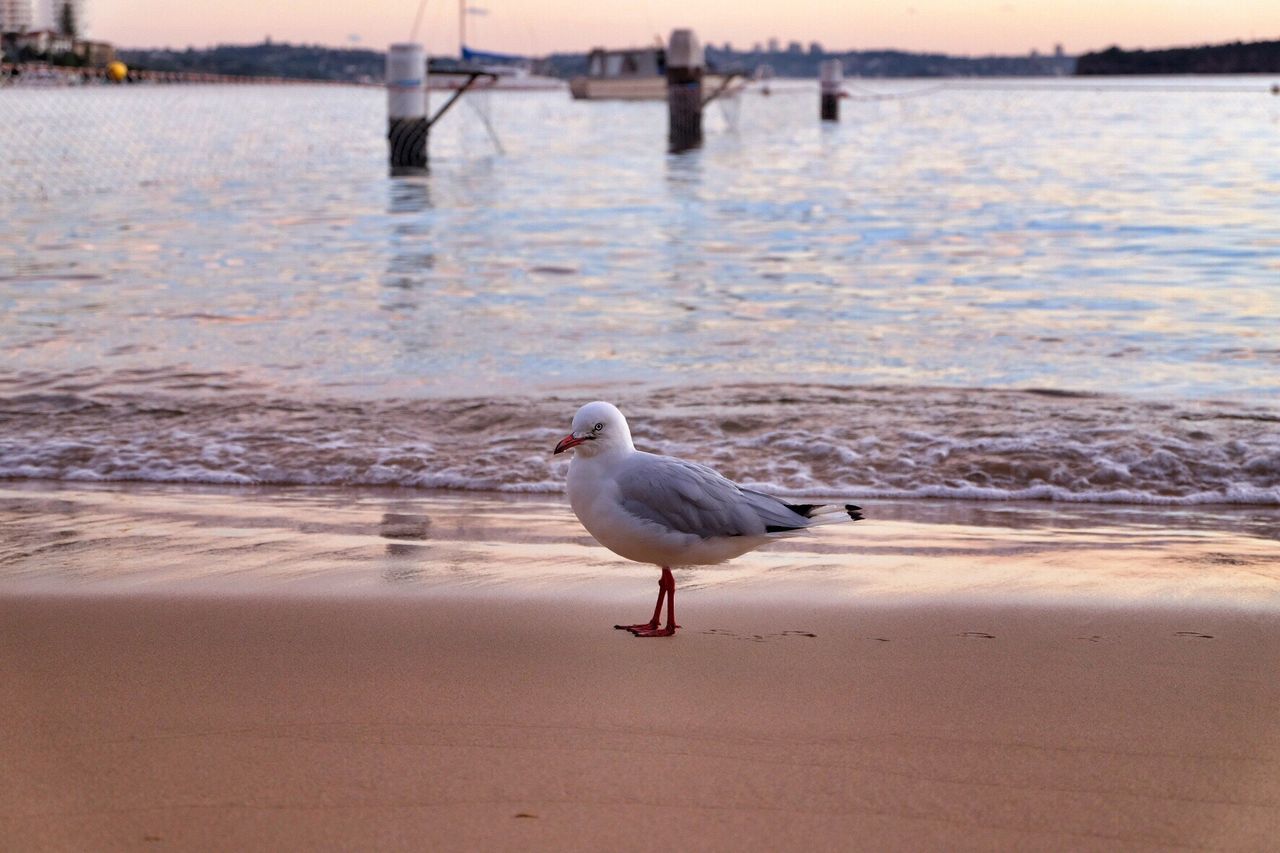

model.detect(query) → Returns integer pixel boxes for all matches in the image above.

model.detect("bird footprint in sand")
[702,628,818,642]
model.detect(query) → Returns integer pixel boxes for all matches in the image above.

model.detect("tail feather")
[766,502,864,533]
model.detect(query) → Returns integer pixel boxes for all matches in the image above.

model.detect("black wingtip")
[783,502,864,524]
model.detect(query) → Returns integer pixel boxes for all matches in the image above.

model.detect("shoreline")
[3,480,1278,848]
[2,480,1278,607]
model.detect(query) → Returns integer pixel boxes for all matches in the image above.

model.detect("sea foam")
[1,383,1277,506]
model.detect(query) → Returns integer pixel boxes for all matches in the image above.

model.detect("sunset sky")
[73,0,1280,57]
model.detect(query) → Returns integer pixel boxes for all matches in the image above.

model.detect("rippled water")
[2,80,1279,502]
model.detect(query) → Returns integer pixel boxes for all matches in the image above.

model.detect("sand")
[2,482,1279,850]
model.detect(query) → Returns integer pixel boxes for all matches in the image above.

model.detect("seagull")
[553,401,863,637]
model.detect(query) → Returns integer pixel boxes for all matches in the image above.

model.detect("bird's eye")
[594,422,604,431]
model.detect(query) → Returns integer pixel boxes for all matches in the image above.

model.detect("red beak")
[553,433,586,455]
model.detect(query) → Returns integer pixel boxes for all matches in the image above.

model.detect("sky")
[68,0,1280,57]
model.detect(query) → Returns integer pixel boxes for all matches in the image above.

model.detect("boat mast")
[459,0,465,58]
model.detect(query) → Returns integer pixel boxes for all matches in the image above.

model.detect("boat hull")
[428,72,565,92]
[569,74,741,101]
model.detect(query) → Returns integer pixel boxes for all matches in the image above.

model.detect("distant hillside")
[1076,39,1280,74]
[117,39,1075,82]
[547,47,1074,79]
[119,41,386,82]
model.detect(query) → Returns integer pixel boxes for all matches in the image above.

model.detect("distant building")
[0,0,34,32]
[808,41,823,55]
[767,37,779,53]
[786,40,803,54]
[50,0,85,36]
[13,28,73,53]
[1054,43,1064,58]
[76,38,113,65]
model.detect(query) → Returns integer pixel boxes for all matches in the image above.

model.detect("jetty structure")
[666,29,703,153]
[665,29,743,154]
[819,58,843,121]
[385,41,504,174]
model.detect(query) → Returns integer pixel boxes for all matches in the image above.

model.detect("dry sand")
[2,483,1279,850]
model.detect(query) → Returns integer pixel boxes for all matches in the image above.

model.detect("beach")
[3,482,1278,850]
[5,80,1280,849]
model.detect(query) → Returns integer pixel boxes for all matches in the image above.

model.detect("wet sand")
[2,483,1279,849]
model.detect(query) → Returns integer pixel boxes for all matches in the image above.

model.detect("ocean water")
[2,79,1279,505]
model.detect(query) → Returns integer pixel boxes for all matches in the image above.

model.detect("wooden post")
[387,43,428,174]
[667,29,704,153]
[820,59,843,122]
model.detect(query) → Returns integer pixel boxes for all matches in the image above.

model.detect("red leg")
[627,567,679,637]
[614,569,666,633]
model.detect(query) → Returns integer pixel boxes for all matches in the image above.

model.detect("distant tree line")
[113,39,1078,83]
[118,41,387,82]
[74,37,1280,83]
[3,43,87,67]
[1076,39,1280,74]
[544,47,1075,79]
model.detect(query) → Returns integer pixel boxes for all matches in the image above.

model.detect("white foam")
[2,384,1279,506]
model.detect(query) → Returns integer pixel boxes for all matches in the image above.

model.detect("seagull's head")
[553,401,634,458]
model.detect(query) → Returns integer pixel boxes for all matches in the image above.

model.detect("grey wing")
[615,454,807,539]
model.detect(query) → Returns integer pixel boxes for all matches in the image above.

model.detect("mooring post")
[667,29,704,153]
[820,59,843,122]
[387,43,428,174]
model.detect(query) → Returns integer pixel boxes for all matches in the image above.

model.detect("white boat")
[428,58,564,92]
[569,46,743,101]
[426,1,565,92]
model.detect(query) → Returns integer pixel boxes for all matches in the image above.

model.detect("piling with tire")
[387,43,428,174]
[667,29,704,153]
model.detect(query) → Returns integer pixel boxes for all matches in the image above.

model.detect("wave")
[1,382,1278,506]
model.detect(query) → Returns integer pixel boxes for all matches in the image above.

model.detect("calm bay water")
[2,79,1279,503]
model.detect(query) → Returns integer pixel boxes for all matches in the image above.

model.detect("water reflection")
[388,177,432,215]
[380,177,440,365]
[379,512,433,541]
[3,483,1277,605]
[664,147,703,191]
[382,542,427,584]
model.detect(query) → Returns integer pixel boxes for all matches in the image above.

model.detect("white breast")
[567,454,767,567]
